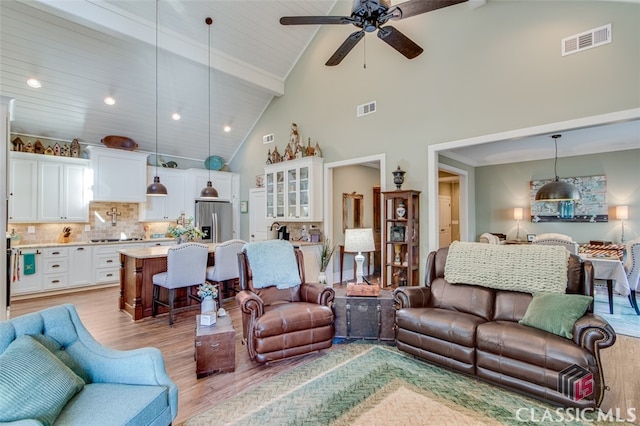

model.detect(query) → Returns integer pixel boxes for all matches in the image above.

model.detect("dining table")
[580,254,640,315]
[118,243,219,321]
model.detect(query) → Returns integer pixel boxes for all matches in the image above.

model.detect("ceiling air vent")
[357,101,376,118]
[263,133,274,144]
[562,24,611,57]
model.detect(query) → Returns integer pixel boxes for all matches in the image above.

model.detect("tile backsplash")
[9,202,172,245]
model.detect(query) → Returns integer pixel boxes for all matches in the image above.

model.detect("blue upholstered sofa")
[0,304,178,425]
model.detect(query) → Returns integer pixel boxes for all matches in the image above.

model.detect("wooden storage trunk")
[195,315,235,378]
[333,286,395,341]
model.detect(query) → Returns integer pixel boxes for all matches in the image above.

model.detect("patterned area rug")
[182,343,612,425]
[593,286,640,338]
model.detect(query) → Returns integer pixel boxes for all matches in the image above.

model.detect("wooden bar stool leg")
[168,289,175,326]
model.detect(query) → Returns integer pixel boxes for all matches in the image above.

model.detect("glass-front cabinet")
[264,156,323,221]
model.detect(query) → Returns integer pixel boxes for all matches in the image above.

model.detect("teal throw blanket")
[244,240,301,289]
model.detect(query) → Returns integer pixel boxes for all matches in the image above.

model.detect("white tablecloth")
[580,255,630,296]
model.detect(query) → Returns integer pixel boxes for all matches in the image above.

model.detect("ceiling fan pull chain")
[363,35,367,69]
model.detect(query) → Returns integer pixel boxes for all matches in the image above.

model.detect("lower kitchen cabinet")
[68,245,93,287]
[10,248,42,295]
[42,247,69,292]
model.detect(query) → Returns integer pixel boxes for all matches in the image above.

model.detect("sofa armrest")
[236,290,265,317]
[573,313,616,352]
[300,283,335,306]
[394,286,432,309]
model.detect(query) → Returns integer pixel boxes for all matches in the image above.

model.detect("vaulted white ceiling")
[0,0,336,166]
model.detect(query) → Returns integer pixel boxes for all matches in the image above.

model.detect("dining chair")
[479,233,500,244]
[531,233,579,255]
[205,239,246,301]
[152,243,209,325]
[624,237,640,315]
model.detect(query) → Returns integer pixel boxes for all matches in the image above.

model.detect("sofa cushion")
[477,321,596,371]
[519,293,593,339]
[54,383,172,426]
[395,307,487,347]
[255,303,334,338]
[429,279,495,321]
[0,335,85,425]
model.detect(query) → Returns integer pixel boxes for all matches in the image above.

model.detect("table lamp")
[344,228,375,284]
[617,205,628,243]
[513,207,523,241]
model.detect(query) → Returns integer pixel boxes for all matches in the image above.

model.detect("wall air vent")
[356,101,376,118]
[562,24,611,56]
[263,133,274,144]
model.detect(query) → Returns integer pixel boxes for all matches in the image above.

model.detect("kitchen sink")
[90,238,144,243]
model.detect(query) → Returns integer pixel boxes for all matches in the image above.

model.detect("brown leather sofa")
[236,248,335,363]
[394,247,616,408]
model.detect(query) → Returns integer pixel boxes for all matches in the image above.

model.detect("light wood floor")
[9,287,639,423]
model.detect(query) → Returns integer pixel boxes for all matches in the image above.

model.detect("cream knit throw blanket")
[444,241,569,295]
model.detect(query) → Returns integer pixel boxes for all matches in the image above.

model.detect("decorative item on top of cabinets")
[11,136,24,151]
[314,141,322,157]
[392,166,406,190]
[101,135,139,151]
[70,139,81,158]
[305,138,315,156]
[264,156,323,221]
[381,189,420,288]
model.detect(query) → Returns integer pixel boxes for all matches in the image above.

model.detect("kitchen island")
[119,243,218,321]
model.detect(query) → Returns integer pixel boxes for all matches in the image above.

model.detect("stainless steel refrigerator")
[195,200,233,243]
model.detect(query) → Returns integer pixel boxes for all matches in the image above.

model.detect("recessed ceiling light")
[26,78,41,88]
[223,125,231,133]
[104,96,116,106]
[172,113,181,121]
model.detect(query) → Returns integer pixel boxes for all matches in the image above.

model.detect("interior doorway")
[323,154,386,285]
[438,169,461,247]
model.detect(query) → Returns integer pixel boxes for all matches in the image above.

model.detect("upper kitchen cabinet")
[187,169,238,203]
[87,146,147,202]
[9,152,90,223]
[265,157,323,222]
[139,167,188,221]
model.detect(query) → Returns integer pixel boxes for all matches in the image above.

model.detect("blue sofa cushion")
[55,383,172,426]
[0,335,85,425]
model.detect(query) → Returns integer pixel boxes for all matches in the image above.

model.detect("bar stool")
[152,243,208,325]
[205,239,246,301]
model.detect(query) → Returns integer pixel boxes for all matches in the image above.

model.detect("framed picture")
[527,234,536,242]
[255,175,264,188]
[390,226,405,242]
[240,201,248,214]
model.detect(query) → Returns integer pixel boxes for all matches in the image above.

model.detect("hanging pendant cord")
[207,17,212,182]
[155,0,159,177]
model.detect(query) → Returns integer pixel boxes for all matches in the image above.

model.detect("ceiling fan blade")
[325,31,365,66]
[377,26,423,59]
[390,0,468,20]
[280,16,355,25]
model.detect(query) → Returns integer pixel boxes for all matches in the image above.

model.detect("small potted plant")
[317,238,335,285]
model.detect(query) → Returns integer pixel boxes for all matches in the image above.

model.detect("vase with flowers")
[317,238,335,285]
[167,216,204,244]
[197,282,218,315]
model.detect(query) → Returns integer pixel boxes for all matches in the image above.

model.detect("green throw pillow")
[0,335,85,425]
[519,293,593,339]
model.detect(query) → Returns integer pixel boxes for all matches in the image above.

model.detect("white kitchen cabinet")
[41,247,68,292]
[265,157,323,221]
[8,154,37,222]
[10,248,42,295]
[186,168,237,202]
[87,146,148,202]
[94,243,143,284]
[68,245,93,287]
[139,167,188,221]
[38,160,90,222]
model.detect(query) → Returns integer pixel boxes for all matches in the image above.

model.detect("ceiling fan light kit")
[147,0,167,197]
[280,0,468,66]
[534,134,581,202]
[200,16,219,199]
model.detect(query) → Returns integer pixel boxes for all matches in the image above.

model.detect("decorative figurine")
[60,143,70,157]
[11,136,24,152]
[314,141,322,157]
[53,143,61,156]
[392,166,406,190]
[266,148,272,164]
[289,123,300,148]
[23,142,34,153]
[396,200,406,218]
[305,138,315,156]
[34,140,45,154]
[70,139,81,158]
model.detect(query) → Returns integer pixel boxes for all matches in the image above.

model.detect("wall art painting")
[529,175,608,223]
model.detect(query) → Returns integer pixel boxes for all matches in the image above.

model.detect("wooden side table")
[195,314,235,378]
[332,283,395,341]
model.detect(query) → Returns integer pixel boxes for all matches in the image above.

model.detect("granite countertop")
[119,243,219,259]
[14,238,174,249]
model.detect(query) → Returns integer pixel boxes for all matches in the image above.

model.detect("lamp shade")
[146,176,167,197]
[513,207,523,221]
[616,205,629,220]
[534,178,581,201]
[344,228,375,253]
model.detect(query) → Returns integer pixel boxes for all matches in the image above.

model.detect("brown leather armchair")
[236,243,335,363]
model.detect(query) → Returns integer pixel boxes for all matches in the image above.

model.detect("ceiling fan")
[280,0,468,66]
